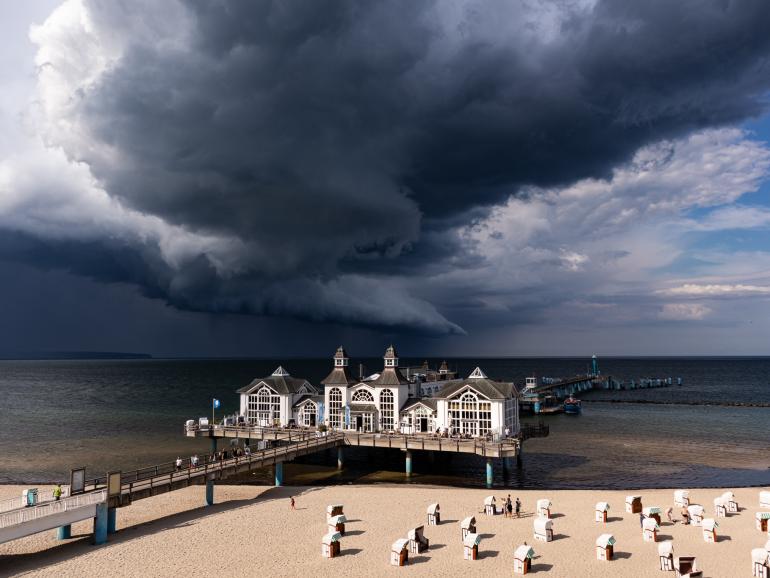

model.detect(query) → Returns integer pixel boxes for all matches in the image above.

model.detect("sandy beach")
[1,484,768,577]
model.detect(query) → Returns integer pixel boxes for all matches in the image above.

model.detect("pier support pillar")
[275,462,284,487]
[57,524,71,540]
[517,445,523,468]
[503,457,513,478]
[405,450,413,477]
[93,502,108,545]
[337,446,344,470]
[210,437,218,454]
[107,507,117,534]
[205,477,214,506]
[485,458,494,489]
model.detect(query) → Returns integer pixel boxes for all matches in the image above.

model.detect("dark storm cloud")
[21,0,770,333]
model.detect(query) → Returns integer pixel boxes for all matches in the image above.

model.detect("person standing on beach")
[290,496,295,510]
[639,512,645,528]
[515,497,521,518]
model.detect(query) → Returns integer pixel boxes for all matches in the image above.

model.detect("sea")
[0,357,768,489]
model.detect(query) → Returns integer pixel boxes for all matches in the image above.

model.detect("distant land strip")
[584,399,770,408]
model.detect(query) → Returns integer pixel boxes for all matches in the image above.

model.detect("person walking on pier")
[53,484,62,501]
[175,457,182,471]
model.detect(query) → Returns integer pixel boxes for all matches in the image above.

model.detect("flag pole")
[212,398,215,425]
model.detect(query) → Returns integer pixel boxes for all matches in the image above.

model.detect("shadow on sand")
[0,486,319,576]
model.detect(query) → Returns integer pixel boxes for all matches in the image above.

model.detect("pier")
[0,431,342,548]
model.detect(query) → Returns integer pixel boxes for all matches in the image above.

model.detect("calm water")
[0,357,768,488]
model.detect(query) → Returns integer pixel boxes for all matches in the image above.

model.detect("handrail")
[0,489,107,530]
[85,428,329,490]
[112,432,345,496]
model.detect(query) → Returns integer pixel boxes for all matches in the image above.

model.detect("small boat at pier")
[564,397,582,415]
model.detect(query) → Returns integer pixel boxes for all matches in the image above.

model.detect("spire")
[272,366,290,377]
[334,345,349,367]
[439,360,448,374]
[383,344,398,369]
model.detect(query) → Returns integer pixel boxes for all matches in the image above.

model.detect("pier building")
[237,366,321,427]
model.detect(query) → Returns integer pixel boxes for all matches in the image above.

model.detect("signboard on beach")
[70,467,86,495]
[107,471,122,498]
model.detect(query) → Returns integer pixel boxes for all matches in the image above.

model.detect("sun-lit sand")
[1,484,768,577]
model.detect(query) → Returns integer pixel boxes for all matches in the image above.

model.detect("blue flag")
[213,398,221,409]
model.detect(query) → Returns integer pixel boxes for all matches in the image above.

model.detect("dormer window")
[385,358,395,368]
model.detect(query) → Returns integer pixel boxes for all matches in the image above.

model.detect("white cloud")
[438,128,770,328]
[658,303,712,320]
[659,283,770,297]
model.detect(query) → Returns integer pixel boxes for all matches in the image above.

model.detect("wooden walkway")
[86,431,344,505]
[186,424,520,459]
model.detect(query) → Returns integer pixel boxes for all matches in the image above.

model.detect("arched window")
[351,389,374,403]
[379,389,394,431]
[328,387,343,429]
[300,401,317,426]
[248,386,280,426]
[447,390,492,436]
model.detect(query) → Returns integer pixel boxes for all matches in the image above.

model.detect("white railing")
[0,496,25,515]
[0,489,107,529]
[0,490,71,515]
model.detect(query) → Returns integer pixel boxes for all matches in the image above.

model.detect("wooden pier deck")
[185,424,520,459]
[87,430,344,505]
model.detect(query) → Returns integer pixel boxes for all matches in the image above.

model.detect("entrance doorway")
[355,415,363,430]
[419,417,429,432]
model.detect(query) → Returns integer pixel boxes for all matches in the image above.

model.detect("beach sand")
[1,484,768,577]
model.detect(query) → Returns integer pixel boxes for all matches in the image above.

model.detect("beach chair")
[484,495,497,515]
[760,491,770,509]
[757,512,770,533]
[674,490,690,508]
[534,517,553,542]
[713,496,727,518]
[674,555,703,577]
[701,518,717,543]
[426,503,440,525]
[642,517,659,542]
[721,491,738,513]
[460,516,476,541]
[390,538,409,566]
[643,506,662,525]
[514,544,535,575]
[687,504,704,526]
[321,531,341,559]
[407,526,429,553]
[595,534,615,561]
[752,548,770,578]
[463,533,481,560]
[658,541,674,571]
[537,498,552,518]
[328,514,346,535]
[625,495,642,514]
[326,504,344,519]
[595,502,610,523]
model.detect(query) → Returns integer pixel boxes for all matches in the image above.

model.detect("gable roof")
[370,367,410,386]
[435,377,518,400]
[292,394,324,408]
[237,371,317,395]
[400,398,438,412]
[321,367,357,386]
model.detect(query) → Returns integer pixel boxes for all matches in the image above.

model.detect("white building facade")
[320,346,520,438]
[237,366,321,426]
